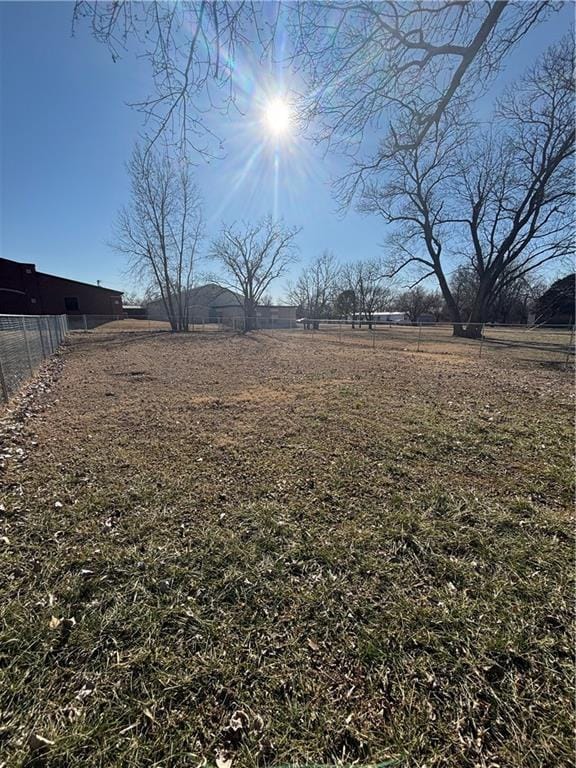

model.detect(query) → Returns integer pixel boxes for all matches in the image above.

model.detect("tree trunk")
[454,282,491,338]
[244,298,257,333]
[433,268,468,338]
[452,322,483,339]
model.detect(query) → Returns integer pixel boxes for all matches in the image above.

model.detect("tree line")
[287,252,550,329]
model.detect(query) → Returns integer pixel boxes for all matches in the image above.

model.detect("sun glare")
[264,97,291,136]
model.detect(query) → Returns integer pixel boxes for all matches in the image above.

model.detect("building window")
[64,297,80,312]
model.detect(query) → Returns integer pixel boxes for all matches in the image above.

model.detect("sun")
[264,97,291,136]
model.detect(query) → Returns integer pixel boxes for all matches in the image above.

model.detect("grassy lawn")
[0,331,573,767]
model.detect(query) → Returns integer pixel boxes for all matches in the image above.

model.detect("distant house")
[123,305,148,320]
[146,283,297,328]
[0,257,123,316]
[366,311,410,324]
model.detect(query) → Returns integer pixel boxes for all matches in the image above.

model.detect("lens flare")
[264,98,291,136]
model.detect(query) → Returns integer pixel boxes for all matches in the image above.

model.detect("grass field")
[0,331,573,767]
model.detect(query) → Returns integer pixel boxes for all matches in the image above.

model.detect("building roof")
[146,283,242,308]
[0,257,123,295]
[36,271,123,294]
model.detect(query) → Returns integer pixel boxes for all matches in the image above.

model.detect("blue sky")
[0,2,572,299]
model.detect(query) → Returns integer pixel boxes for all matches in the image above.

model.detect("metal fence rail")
[64,315,300,332]
[58,314,575,368]
[293,320,575,367]
[0,314,68,403]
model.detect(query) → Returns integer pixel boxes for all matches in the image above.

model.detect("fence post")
[20,317,33,374]
[479,324,485,358]
[565,325,575,370]
[0,356,9,403]
[46,316,54,353]
[417,322,422,352]
[83,314,88,331]
[37,316,47,359]
[372,328,376,350]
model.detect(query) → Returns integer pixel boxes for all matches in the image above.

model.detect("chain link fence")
[62,315,575,367]
[0,314,68,403]
[292,320,576,367]
[64,315,300,332]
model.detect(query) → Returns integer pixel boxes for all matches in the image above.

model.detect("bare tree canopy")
[362,35,575,336]
[73,1,278,156]
[73,1,556,171]
[113,145,204,332]
[287,251,341,327]
[210,216,300,331]
[341,257,392,329]
[394,286,443,323]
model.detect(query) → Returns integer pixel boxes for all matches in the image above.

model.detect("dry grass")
[88,319,574,367]
[0,331,573,767]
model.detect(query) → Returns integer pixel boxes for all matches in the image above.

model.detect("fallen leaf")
[229,709,249,732]
[49,616,61,630]
[29,733,55,752]
[215,750,233,768]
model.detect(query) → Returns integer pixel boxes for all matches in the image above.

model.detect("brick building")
[0,257,123,315]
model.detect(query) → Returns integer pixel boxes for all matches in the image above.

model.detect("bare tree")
[73,1,277,157]
[287,251,341,328]
[73,1,555,169]
[122,292,145,306]
[362,36,575,337]
[394,287,443,324]
[210,217,300,332]
[289,2,557,202]
[334,289,357,322]
[113,145,204,332]
[449,267,546,325]
[341,258,392,330]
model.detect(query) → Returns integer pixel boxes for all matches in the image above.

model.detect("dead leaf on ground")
[215,750,233,768]
[28,733,55,752]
